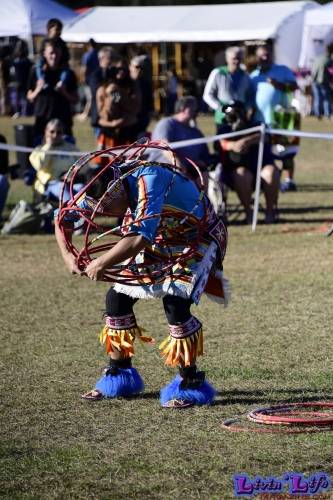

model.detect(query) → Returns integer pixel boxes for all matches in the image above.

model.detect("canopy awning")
[63,2,314,44]
[0,0,77,38]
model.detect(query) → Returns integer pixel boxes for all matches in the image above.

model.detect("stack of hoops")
[222,402,333,433]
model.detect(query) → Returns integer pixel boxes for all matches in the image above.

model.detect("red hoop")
[221,417,332,434]
[248,402,333,426]
[57,138,209,284]
[222,402,333,433]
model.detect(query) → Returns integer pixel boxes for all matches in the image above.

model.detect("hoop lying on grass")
[222,402,333,433]
[56,138,229,408]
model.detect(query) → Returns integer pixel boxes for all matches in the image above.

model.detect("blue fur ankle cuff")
[160,374,217,406]
[95,367,144,398]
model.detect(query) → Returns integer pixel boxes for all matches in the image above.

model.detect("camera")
[222,100,246,124]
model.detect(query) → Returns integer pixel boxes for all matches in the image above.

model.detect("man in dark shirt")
[11,39,32,117]
[89,47,118,134]
[27,39,78,140]
[129,55,154,137]
[149,96,211,192]
[218,100,280,223]
[82,39,99,86]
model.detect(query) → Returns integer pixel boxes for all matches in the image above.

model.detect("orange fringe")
[159,328,203,367]
[99,326,155,357]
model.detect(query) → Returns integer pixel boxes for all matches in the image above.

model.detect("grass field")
[0,115,333,499]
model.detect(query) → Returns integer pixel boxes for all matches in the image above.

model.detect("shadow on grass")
[298,183,333,192]
[225,198,333,226]
[135,391,160,400]
[114,388,333,405]
[276,217,333,225]
[226,202,333,226]
[276,205,333,225]
[215,387,333,406]
[278,205,333,214]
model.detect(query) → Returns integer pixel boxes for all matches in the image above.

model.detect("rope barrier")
[1,125,333,156]
[268,128,333,141]
[2,123,333,233]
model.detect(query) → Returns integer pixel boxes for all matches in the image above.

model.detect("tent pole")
[27,34,34,59]
[152,44,160,113]
[175,42,182,97]
[175,42,182,76]
[252,123,265,232]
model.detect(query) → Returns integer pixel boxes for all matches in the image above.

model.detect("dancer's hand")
[85,259,105,281]
[64,253,82,275]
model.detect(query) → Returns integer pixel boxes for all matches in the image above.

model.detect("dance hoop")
[248,402,333,426]
[222,402,333,434]
[57,138,210,284]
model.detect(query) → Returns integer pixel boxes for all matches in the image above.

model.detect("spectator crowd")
[1,17,333,227]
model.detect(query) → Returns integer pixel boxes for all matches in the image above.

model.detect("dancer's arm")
[55,220,82,275]
[84,234,147,281]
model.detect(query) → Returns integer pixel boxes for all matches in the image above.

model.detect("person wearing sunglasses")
[218,101,280,224]
[95,58,141,161]
[129,55,154,137]
[29,119,82,202]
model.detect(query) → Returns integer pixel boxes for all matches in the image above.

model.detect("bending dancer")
[55,144,228,408]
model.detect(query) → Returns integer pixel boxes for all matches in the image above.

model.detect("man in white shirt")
[203,46,254,132]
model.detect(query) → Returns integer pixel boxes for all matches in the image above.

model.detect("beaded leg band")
[99,313,154,357]
[159,316,203,367]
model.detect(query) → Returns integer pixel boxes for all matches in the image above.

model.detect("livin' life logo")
[233,472,331,497]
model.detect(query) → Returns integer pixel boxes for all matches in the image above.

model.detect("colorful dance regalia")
[58,150,229,407]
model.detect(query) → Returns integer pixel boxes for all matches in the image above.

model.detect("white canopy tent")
[299,2,333,68]
[0,0,77,39]
[63,2,316,68]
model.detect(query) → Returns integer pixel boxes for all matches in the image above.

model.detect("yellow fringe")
[159,328,203,367]
[99,326,155,357]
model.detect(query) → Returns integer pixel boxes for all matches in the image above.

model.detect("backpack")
[271,105,301,159]
[1,200,53,235]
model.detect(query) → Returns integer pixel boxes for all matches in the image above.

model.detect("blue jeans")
[10,89,30,116]
[44,180,84,202]
[36,60,70,86]
[43,180,84,233]
[0,174,9,219]
[312,83,331,118]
